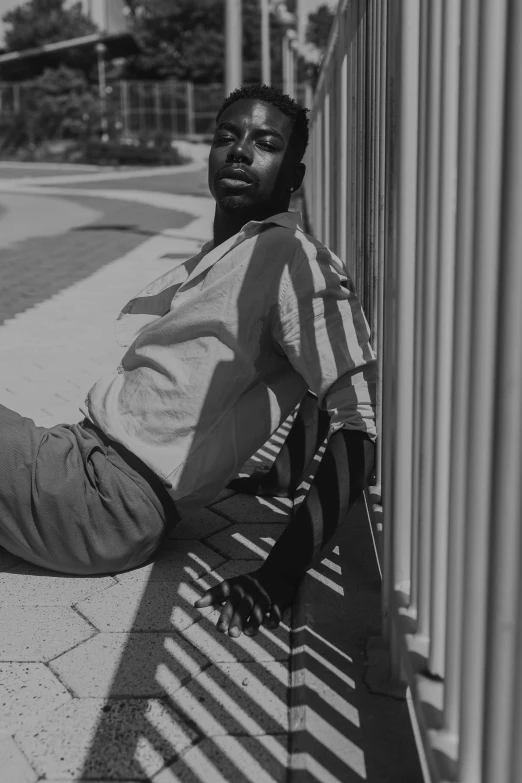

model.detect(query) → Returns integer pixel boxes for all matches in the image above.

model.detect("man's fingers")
[194,572,290,639]
[244,602,266,636]
[216,584,246,633]
[194,579,231,608]
[228,595,256,638]
[265,603,282,629]
[216,600,235,633]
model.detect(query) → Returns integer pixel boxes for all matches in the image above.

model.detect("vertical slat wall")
[304,1,522,781]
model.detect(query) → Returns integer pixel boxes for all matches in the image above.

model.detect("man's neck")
[212,203,289,248]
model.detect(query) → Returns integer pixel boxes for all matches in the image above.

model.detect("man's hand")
[194,567,297,638]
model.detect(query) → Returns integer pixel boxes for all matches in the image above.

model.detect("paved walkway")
[0,161,421,783]
[0,161,302,783]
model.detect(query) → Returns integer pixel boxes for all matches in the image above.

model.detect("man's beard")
[218,193,252,214]
[218,194,286,222]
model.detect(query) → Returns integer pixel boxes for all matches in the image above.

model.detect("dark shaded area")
[290,498,424,782]
[84,139,185,167]
[73,224,159,239]
[46,167,212,198]
[0,198,193,324]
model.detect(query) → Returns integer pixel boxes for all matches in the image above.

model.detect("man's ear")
[292,163,306,193]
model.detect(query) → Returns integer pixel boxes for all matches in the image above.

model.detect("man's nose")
[227,138,252,163]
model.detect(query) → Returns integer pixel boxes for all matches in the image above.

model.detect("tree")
[123,0,225,81]
[306,3,335,51]
[123,0,287,86]
[1,0,98,79]
[24,65,99,142]
[0,64,99,154]
[3,0,97,50]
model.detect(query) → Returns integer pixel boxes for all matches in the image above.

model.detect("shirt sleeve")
[274,244,377,441]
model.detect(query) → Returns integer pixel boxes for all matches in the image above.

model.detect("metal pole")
[338,31,348,268]
[459,0,508,777]
[225,0,242,95]
[428,0,461,679]
[13,83,20,113]
[170,80,178,138]
[323,89,331,246]
[304,81,313,111]
[443,0,479,740]
[391,0,419,612]
[367,0,377,336]
[154,82,162,135]
[349,0,358,284]
[416,0,443,642]
[282,33,287,94]
[261,0,271,85]
[483,0,522,777]
[138,82,145,139]
[96,42,108,142]
[354,0,362,291]
[282,33,290,96]
[381,0,397,647]
[314,97,321,235]
[186,81,195,137]
[374,0,387,493]
[283,30,297,99]
[409,0,428,619]
[120,79,129,138]
[296,0,306,44]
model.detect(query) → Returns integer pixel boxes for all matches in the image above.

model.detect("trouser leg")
[0,404,167,575]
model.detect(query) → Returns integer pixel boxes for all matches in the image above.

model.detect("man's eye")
[258,141,277,151]
[215,135,234,143]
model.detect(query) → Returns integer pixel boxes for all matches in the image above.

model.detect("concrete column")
[225,0,243,96]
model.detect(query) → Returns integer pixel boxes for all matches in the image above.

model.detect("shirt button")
[117,364,124,374]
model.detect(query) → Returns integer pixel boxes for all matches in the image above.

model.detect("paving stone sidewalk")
[0,172,299,783]
[0,165,416,783]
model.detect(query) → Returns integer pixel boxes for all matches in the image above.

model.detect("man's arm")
[196,243,376,635]
[195,427,375,637]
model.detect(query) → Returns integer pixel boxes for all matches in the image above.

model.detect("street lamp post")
[225,0,242,95]
[282,29,297,98]
[272,2,298,97]
[96,41,109,142]
[260,0,271,85]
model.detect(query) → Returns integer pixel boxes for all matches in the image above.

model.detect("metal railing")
[0,79,224,143]
[0,78,309,150]
[304,1,522,781]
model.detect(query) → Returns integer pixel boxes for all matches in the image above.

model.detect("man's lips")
[217,167,255,187]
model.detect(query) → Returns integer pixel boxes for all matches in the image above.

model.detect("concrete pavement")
[0,162,298,782]
[0,161,422,782]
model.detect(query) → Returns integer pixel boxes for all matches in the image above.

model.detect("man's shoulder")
[277,227,351,287]
[255,222,328,262]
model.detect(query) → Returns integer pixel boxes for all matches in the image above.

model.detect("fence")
[108,81,224,139]
[0,80,225,146]
[304,1,522,782]
[0,78,309,150]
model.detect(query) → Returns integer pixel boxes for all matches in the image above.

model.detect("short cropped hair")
[216,83,310,163]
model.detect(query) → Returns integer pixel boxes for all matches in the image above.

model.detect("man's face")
[208,98,304,218]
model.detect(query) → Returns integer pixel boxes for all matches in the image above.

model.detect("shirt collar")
[200,210,303,256]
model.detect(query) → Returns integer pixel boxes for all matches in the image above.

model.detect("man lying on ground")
[0,84,376,638]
